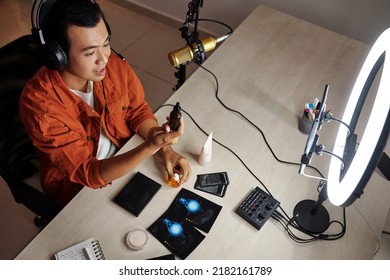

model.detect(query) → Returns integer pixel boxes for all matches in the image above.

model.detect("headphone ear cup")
[39,41,68,70]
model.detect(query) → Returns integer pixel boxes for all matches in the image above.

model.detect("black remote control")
[235,186,280,230]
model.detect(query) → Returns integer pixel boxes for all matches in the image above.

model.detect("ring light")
[327,28,390,207]
[294,28,390,234]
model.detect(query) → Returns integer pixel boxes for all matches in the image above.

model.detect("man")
[20,0,191,207]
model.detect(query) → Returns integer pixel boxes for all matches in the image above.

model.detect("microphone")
[168,34,230,67]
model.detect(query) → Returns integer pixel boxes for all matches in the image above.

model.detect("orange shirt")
[19,54,156,207]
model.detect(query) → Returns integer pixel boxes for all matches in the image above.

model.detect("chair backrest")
[0,35,40,180]
[0,35,61,221]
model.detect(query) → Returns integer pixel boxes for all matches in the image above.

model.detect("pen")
[83,246,94,260]
[308,112,315,122]
[313,98,319,110]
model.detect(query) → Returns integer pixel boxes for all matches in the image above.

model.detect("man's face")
[60,18,111,91]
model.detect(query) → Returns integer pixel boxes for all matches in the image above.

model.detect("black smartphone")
[194,172,229,197]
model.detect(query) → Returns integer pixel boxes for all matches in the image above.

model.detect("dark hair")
[43,0,110,55]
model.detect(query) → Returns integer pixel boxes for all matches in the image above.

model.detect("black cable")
[186,18,234,35]
[271,207,346,243]
[181,13,325,191]
[271,211,319,243]
[175,63,348,242]
[160,102,326,241]
[194,63,343,236]
[160,104,270,194]
[161,101,294,224]
[176,14,233,89]
[161,53,349,242]
[161,100,347,242]
[196,62,325,179]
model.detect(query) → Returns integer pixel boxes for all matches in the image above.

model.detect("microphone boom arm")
[176,0,204,90]
[181,0,204,43]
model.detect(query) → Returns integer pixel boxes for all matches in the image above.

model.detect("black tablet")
[113,172,161,217]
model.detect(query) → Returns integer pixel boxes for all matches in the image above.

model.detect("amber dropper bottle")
[167,173,180,188]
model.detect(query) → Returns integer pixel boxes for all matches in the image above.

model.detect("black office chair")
[0,35,62,227]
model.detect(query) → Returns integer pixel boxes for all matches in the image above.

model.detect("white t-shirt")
[71,81,117,160]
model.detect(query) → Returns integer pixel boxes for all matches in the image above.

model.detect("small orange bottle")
[167,173,181,188]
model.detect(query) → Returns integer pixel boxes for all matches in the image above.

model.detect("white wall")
[121,0,390,44]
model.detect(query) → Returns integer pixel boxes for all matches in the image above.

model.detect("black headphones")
[31,0,111,70]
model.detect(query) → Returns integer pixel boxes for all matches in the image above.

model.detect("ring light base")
[293,200,330,234]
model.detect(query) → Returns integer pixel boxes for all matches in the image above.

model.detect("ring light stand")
[295,85,331,234]
[295,27,390,234]
[293,180,330,234]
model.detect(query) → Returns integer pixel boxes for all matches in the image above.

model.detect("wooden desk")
[16,5,390,260]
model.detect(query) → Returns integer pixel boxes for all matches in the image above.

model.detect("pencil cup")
[298,113,313,135]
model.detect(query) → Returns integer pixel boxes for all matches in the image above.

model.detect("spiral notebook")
[55,238,105,260]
